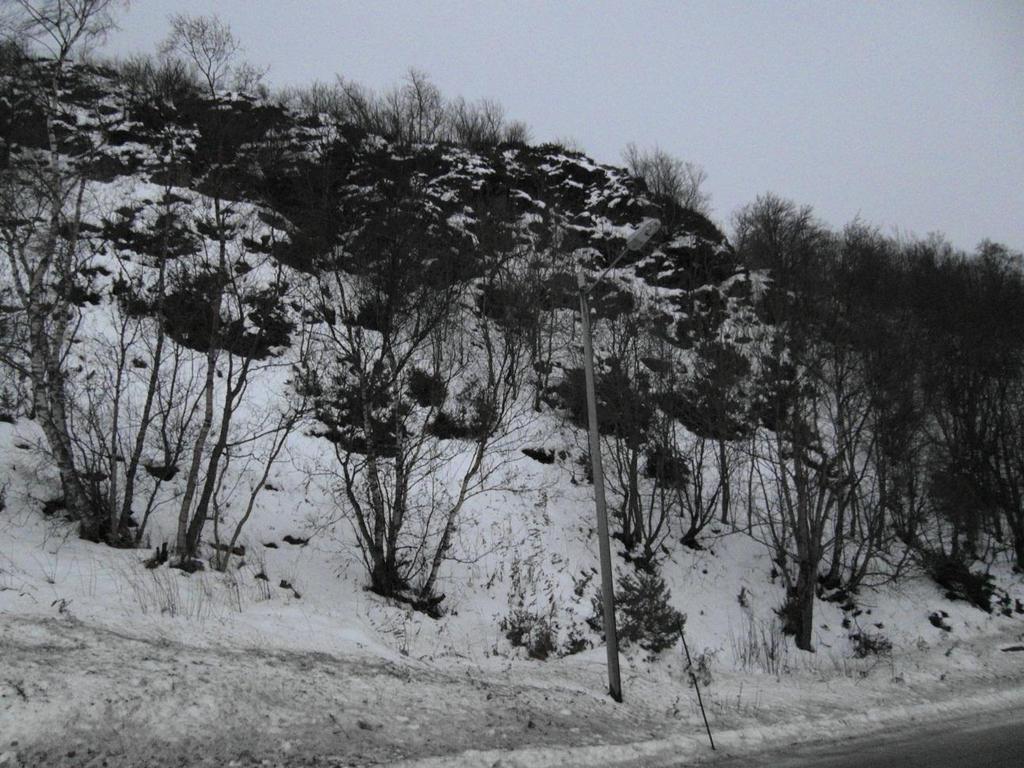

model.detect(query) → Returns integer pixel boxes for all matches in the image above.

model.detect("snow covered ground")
[2,412,1023,767]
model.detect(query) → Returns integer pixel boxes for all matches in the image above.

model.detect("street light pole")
[576,218,660,704]
[577,272,623,702]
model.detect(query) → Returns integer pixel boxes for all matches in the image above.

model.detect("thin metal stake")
[680,629,715,750]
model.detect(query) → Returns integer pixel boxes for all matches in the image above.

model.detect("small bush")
[407,367,447,408]
[521,447,556,464]
[501,608,557,660]
[643,446,689,488]
[922,552,994,613]
[850,631,892,658]
[427,390,495,441]
[686,649,715,687]
[427,410,473,440]
[591,567,685,655]
[776,589,802,637]
[561,623,591,655]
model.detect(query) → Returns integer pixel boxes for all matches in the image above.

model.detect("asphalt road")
[708,711,1023,768]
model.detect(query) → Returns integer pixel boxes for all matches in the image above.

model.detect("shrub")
[117,53,199,108]
[850,631,892,658]
[562,623,591,655]
[591,567,685,655]
[501,608,557,660]
[922,551,994,613]
[776,588,802,637]
[407,367,447,408]
[687,649,715,687]
[427,390,495,441]
[426,410,473,440]
[521,447,556,464]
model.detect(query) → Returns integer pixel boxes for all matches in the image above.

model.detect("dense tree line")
[733,195,1024,649]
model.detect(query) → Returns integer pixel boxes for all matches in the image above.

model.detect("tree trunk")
[420,440,486,608]
[794,557,816,652]
[175,341,217,558]
[29,308,91,530]
[185,359,243,556]
[825,500,846,588]
[718,438,730,524]
[627,448,641,550]
[106,321,129,542]
[117,254,168,539]
[1009,513,1024,571]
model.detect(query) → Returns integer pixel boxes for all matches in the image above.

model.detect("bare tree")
[159,13,239,95]
[64,165,201,545]
[733,194,835,651]
[169,207,296,565]
[116,52,198,106]
[502,119,532,146]
[302,188,529,613]
[134,337,205,546]
[276,79,343,116]
[748,416,839,652]
[622,143,711,217]
[6,0,121,62]
[399,68,446,144]
[597,310,663,562]
[210,323,313,571]
[159,12,267,97]
[447,96,507,148]
[282,69,529,150]
[556,295,715,565]
[0,0,124,538]
[519,223,575,411]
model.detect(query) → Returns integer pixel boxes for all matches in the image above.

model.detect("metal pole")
[680,629,715,750]
[577,270,623,703]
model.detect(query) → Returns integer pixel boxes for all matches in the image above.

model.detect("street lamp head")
[626,218,661,251]
[581,218,663,293]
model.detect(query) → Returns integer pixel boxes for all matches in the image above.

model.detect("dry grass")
[730,612,790,676]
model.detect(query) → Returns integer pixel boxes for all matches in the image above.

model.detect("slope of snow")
[3,415,1023,767]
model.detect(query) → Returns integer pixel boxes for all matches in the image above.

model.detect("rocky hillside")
[4,51,1024,768]
[1,57,755,339]
[1,56,765,603]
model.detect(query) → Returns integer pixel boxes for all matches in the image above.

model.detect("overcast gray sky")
[101,0,1024,251]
